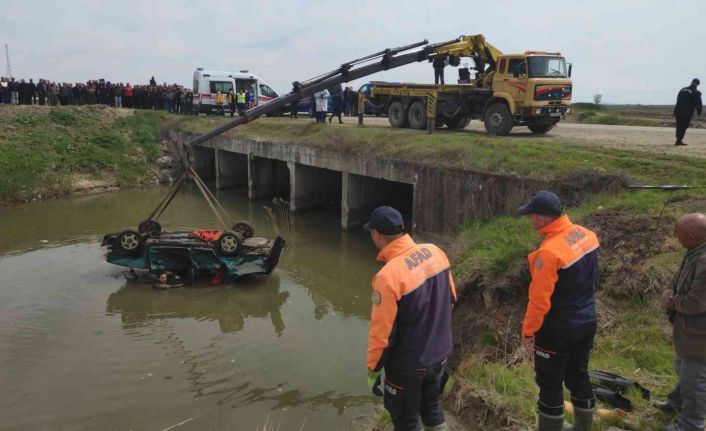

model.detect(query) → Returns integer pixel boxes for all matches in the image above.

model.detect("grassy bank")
[448,189,704,430]
[0,105,170,203]
[569,103,703,128]
[175,116,706,186]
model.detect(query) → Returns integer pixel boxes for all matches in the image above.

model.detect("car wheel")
[217,231,242,257]
[232,222,254,239]
[117,230,142,254]
[138,220,161,237]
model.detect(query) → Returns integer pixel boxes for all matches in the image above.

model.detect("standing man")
[227,88,236,117]
[236,88,246,115]
[518,191,599,431]
[674,79,702,146]
[432,57,447,85]
[364,206,456,431]
[314,88,329,123]
[658,213,706,431]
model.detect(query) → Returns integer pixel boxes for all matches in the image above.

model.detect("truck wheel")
[484,103,513,136]
[388,101,408,128]
[528,124,555,134]
[407,101,427,130]
[445,114,470,129]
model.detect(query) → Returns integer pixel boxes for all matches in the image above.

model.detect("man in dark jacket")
[518,191,600,431]
[674,79,702,146]
[659,213,706,431]
[433,57,447,85]
[365,206,456,431]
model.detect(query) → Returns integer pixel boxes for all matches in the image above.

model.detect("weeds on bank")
[0,106,165,201]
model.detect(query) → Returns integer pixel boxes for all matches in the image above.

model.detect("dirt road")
[349,116,706,158]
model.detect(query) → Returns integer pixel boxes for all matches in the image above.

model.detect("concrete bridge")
[168,130,598,235]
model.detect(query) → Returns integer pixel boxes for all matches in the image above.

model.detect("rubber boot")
[569,407,593,431]
[538,412,565,431]
[423,423,447,431]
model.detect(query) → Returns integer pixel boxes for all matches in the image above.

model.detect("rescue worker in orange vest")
[364,206,457,431]
[518,192,599,431]
[215,91,226,116]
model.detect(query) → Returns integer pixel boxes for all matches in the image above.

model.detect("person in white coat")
[314,88,330,123]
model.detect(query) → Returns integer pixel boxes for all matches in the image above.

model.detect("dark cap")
[363,206,405,235]
[693,78,701,86]
[517,191,563,216]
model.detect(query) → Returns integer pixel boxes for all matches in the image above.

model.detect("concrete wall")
[170,129,594,235]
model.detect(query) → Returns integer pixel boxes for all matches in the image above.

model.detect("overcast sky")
[2,0,704,104]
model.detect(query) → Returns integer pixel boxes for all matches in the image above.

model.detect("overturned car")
[101,169,288,287]
[102,221,285,285]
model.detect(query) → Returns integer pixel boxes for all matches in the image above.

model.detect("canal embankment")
[0,105,182,204]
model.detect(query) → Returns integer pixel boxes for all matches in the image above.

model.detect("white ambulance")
[192,68,280,114]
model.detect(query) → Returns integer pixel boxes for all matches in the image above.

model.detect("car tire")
[388,101,408,128]
[484,103,514,136]
[217,231,242,257]
[407,101,427,130]
[138,220,162,237]
[232,222,254,239]
[117,230,142,254]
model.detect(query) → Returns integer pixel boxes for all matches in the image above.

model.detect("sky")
[1,0,705,104]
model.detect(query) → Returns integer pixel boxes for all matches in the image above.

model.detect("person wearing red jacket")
[518,192,599,431]
[364,206,457,431]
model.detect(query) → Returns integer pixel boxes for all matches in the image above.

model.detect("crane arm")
[430,34,502,66]
[185,34,501,151]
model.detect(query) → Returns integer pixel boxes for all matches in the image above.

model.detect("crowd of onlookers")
[0,76,197,114]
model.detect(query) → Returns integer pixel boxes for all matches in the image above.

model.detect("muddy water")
[0,185,382,431]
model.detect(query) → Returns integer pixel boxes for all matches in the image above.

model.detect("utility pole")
[5,44,11,78]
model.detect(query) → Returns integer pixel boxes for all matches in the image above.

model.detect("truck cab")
[491,52,572,133]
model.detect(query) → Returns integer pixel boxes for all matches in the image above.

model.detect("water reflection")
[107,276,289,336]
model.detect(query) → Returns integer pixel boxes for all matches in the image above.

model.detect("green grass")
[175,117,706,186]
[579,111,664,127]
[0,106,166,202]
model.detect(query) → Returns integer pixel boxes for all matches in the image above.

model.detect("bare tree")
[593,94,602,105]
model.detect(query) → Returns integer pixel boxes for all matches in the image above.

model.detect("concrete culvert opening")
[343,174,414,230]
[216,150,248,190]
[249,157,291,201]
[290,164,342,212]
[192,146,216,180]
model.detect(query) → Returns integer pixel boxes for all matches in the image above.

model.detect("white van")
[192,68,280,114]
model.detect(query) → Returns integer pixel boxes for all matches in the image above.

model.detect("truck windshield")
[528,57,567,78]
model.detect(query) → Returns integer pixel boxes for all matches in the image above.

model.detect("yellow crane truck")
[184,34,573,149]
[360,35,573,135]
